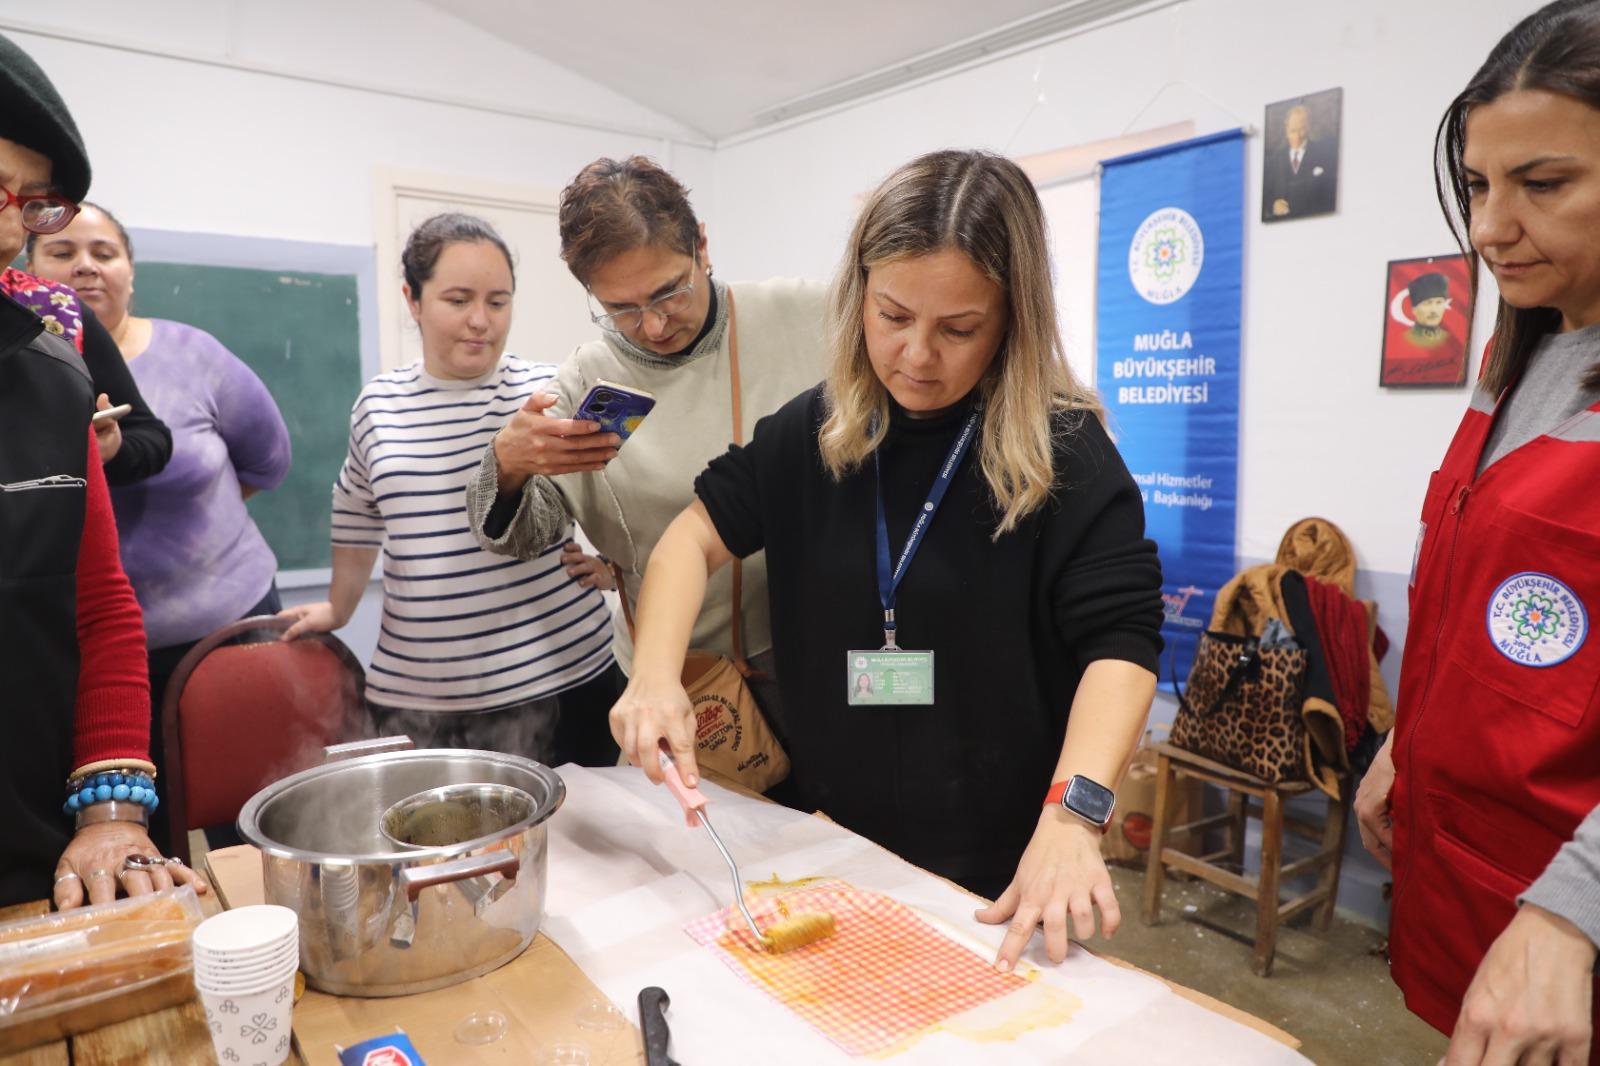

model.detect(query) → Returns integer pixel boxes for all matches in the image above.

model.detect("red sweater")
[73,426,150,767]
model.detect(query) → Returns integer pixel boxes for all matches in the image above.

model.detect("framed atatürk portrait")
[1262,88,1342,223]
[1380,254,1474,388]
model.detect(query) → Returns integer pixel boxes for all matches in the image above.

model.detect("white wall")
[0,0,715,248]
[711,0,1515,583]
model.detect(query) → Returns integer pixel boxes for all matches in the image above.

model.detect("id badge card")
[846,650,934,705]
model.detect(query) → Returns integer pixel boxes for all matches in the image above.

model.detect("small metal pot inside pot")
[381,783,536,850]
[237,744,564,997]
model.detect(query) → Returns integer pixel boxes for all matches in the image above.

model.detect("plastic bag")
[0,886,202,1035]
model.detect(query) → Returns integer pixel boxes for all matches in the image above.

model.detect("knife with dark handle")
[638,986,681,1066]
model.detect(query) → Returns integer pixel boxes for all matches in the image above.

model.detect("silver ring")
[123,854,164,871]
[54,871,81,885]
[88,868,113,880]
[164,857,185,867]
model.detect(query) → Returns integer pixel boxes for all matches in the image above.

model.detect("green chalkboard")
[132,264,363,571]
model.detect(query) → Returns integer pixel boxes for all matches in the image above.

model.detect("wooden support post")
[1253,789,1285,977]
[1227,789,1248,873]
[1141,751,1176,925]
[1316,780,1350,930]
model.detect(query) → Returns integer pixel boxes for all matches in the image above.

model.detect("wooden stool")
[1139,741,1350,976]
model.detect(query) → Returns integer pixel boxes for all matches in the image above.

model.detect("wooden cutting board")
[204,846,645,1066]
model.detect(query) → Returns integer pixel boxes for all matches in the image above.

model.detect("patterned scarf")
[0,267,84,352]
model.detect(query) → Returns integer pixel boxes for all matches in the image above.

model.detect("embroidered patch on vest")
[1486,572,1588,667]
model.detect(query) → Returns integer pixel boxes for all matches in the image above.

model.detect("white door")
[374,168,595,372]
[1038,176,1101,388]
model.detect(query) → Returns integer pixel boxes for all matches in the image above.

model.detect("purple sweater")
[110,320,291,648]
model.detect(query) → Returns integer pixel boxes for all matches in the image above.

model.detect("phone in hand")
[575,380,656,443]
[91,403,134,424]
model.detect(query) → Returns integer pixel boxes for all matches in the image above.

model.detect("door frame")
[372,166,564,371]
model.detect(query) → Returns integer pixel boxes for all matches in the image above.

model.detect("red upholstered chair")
[160,615,365,864]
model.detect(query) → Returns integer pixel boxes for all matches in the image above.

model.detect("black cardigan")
[79,305,171,485]
[696,386,1163,896]
[0,293,92,905]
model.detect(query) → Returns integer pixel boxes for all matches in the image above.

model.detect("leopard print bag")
[1170,632,1310,783]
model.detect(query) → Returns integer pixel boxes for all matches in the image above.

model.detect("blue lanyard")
[872,405,983,648]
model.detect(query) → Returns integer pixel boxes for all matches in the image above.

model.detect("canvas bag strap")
[725,291,756,678]
[611,290,756,678]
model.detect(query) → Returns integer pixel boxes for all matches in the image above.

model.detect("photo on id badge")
[847,651,934,705]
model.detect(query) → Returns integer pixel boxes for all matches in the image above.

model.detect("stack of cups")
[192,905,300,1066]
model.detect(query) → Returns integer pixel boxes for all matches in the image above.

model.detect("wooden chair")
[159,615,365,865]
[1139,741,1350,977]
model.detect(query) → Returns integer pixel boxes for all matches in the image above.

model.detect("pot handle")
[324,735,415,762]
[400,852,520,902]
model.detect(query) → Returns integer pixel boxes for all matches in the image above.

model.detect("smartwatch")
[1044,775,1116,830]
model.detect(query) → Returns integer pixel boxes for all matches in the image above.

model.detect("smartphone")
[574,381,656,443]
[91,403,134,424]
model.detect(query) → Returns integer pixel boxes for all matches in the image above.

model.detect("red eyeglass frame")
[0,187,81,234]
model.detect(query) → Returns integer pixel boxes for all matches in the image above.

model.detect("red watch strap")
[1045,778,1111,833]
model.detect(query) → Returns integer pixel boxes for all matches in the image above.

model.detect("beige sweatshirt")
[467,277,828,673]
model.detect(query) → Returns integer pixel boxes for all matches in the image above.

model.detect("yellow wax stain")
[746,873,832,896]
[868,975,1084,1059]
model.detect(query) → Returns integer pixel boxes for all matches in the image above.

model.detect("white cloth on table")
[542,765,1312,1065]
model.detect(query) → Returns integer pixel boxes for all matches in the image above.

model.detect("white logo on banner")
[1486,571,1588,667]
[1128,207,1205,305]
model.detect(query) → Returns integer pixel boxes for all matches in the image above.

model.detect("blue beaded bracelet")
[63,770,158,817]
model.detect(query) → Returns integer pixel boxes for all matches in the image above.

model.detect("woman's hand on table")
[1442,903,1595,1066]
[1354,731,1397,870]
[54,821,209,910]
[561,541,615,590]
[610,675,698,786]
[493,393,619,490]
[975,807,1119,972]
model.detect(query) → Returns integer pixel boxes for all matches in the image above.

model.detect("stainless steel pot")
[236,744,565,997]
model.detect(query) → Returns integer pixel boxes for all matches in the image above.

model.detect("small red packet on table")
[683,879,1027,1056]
[336,1031,427,1066]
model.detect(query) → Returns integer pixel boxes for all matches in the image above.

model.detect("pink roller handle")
[658,745,707,828]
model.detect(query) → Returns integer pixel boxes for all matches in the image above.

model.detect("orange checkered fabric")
[683,879,1026,1056]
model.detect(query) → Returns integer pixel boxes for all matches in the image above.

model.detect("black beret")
[1408,272,1449,304]
[0,32,89,202]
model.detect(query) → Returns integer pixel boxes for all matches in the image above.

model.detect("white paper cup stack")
[192,904,299,1066]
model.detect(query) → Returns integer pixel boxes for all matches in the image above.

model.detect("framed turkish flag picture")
[1379,254,1473,388]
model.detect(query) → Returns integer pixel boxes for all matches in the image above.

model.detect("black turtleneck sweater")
[695,385,1163,897]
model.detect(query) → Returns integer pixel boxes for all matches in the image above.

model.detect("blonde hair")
[818,149,1102,537]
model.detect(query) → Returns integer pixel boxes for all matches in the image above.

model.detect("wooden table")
[0,836,1299,1065]
[0,853,647,1066]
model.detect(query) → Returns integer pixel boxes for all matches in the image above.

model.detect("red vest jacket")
[1391,380,1600,1040]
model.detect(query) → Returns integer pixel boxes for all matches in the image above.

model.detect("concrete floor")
[1092,866,1449,1065]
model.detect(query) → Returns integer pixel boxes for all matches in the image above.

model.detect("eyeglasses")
[0,188,79,235]
[588,259,699,334]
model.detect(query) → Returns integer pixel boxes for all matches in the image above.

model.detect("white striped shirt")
[332,355,613,712]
